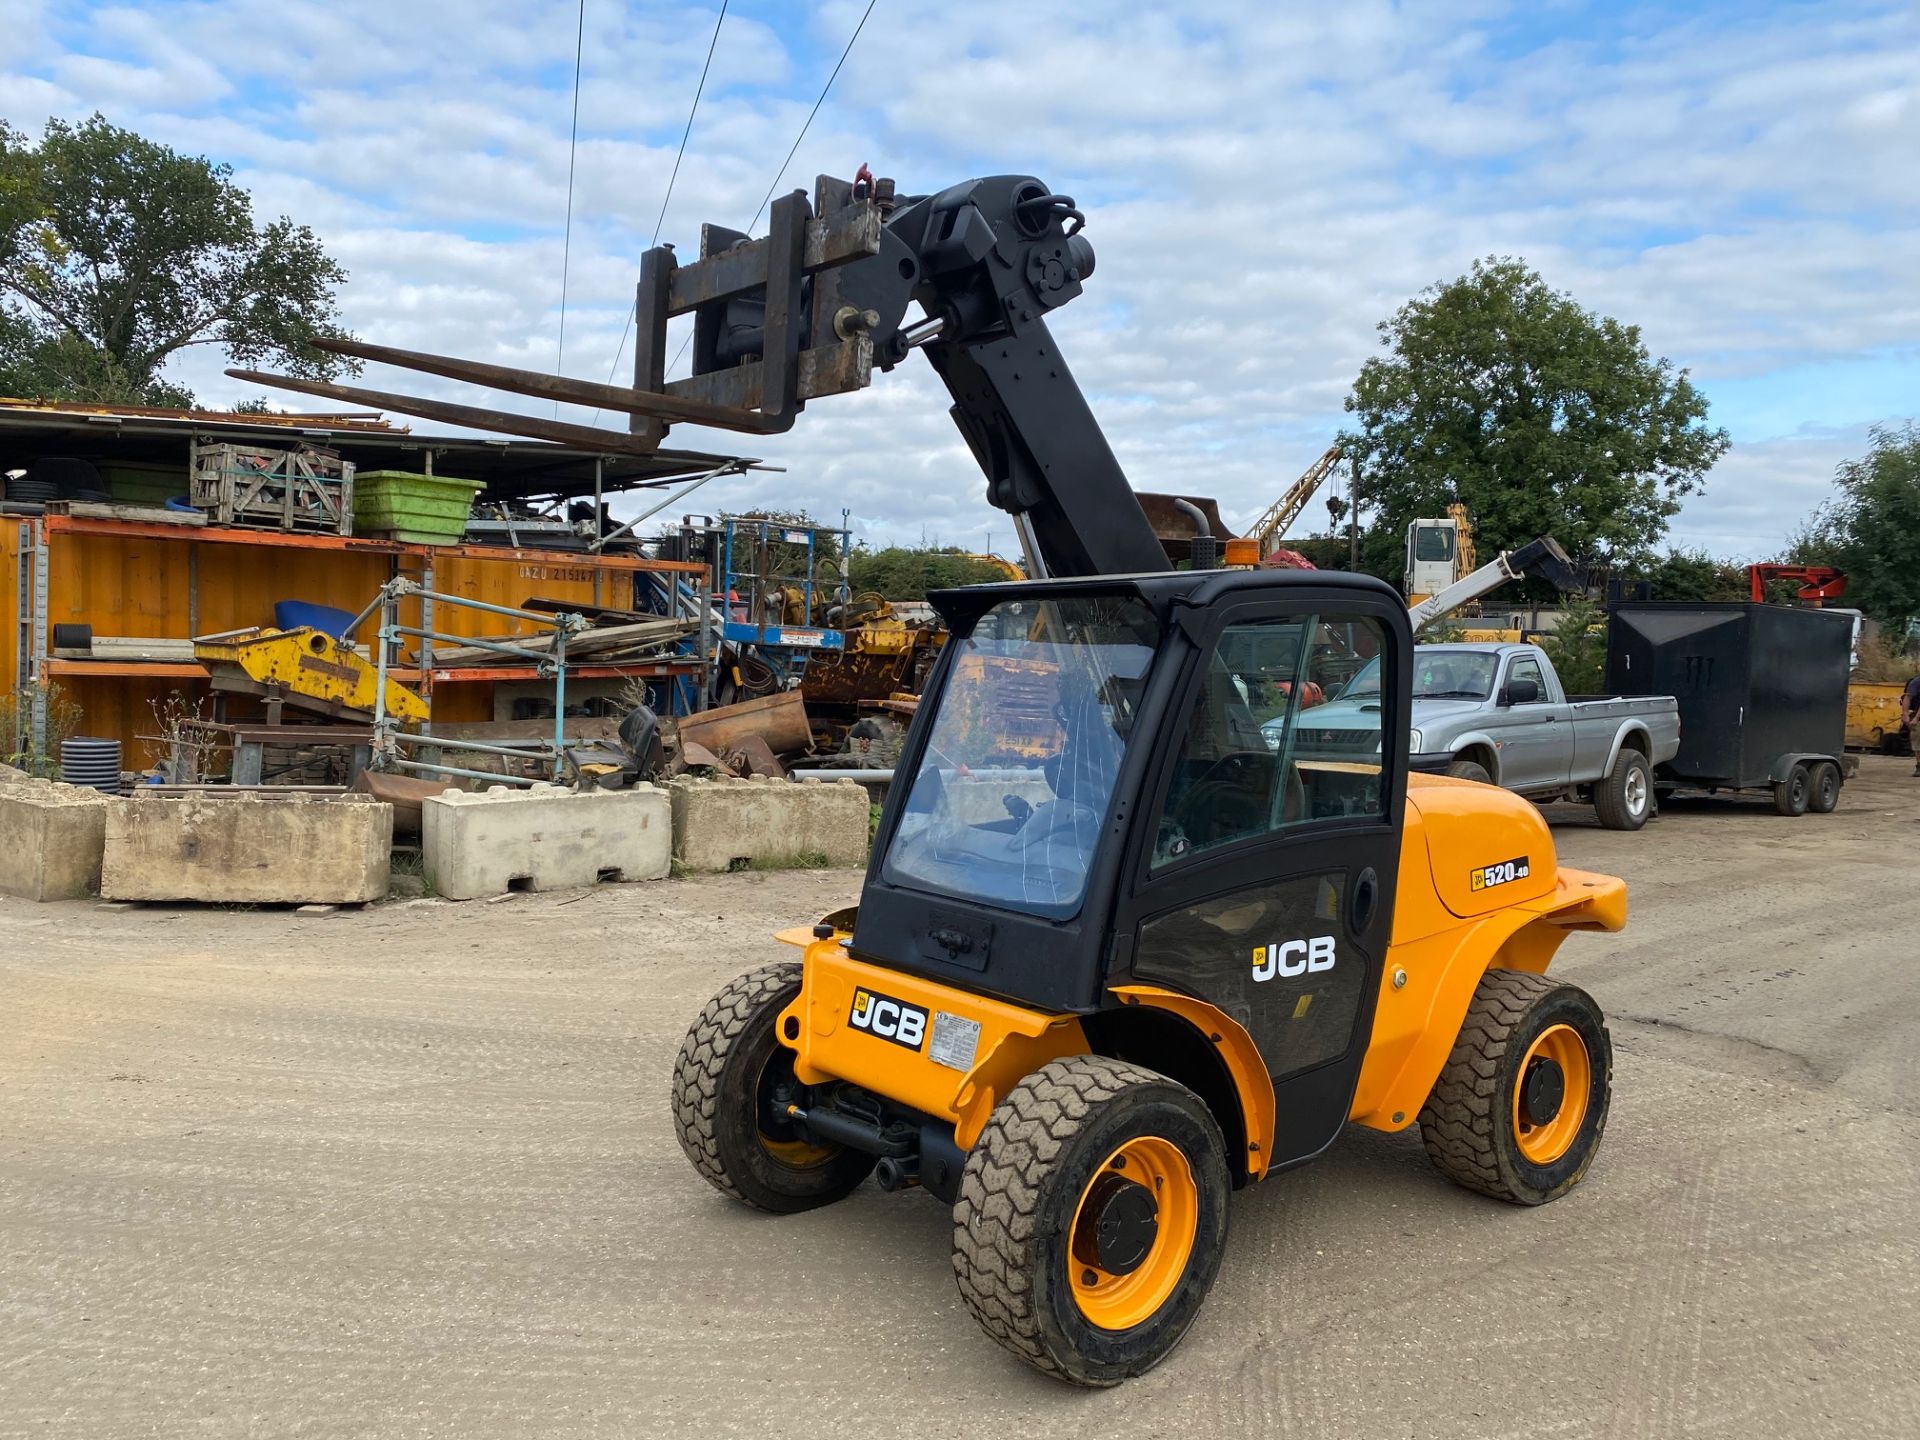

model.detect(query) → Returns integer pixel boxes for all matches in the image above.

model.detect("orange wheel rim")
[755,1052,836,1168]
[1067,1136,1198,1331]
[1513,1023,1591,1165]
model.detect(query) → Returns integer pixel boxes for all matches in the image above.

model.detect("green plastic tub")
[353,471,484,544]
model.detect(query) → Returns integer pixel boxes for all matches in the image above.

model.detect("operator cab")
[854,566,1413,1168]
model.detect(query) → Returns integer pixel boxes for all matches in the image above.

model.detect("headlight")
[1407,729,1423,752]
[1263,728,1282,752]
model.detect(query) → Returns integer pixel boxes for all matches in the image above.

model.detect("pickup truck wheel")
[1772,764,1811,817]
[1593,749,1652,831]
[1447,760,1492,785]
[1807,761,1841,814]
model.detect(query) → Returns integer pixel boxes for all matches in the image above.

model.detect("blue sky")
[4,0,1916,558]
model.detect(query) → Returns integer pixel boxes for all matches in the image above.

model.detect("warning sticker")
[928,1011,982,1072]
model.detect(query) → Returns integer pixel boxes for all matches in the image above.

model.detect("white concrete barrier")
[422,782,671,900]
[0,778,113,901]
[668,776,870,872]
[102,793,392,904]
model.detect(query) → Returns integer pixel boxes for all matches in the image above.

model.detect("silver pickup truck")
[1268,642,1682,830]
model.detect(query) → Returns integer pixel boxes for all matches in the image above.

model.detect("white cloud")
[5,0,1916,558]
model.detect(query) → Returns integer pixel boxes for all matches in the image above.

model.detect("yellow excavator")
[242,170,1631,1388]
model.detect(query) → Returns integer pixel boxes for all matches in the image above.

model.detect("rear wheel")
[671,961,876,1213]
[1419,969,1612,1206]
[1807,760,1841,814]
[1593,747,1652,831]
[1772,764,1811,817]
[951,1056,1230,1387]
[1447,759,1493,785]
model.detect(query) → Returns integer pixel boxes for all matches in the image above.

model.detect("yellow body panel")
[1347,773,1626,1129]
[774,935,1088,1149]
[1108,984,1276,1180]
[773,771,1627,1170]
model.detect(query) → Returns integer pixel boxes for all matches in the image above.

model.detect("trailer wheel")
[1447,759,1493,785]
[671,961,876,1213]
[951,1056,1230,1387]
[1593,748,1652,831]
[1807,760,1841,814]
[1419,969,1612,1206]
[1772,764,1811,817]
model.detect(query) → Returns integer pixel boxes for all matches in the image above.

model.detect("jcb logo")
[849,987,928,1051]
[1251,937,1337,982]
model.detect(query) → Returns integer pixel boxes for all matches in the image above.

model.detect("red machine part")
[1747,564,1847,604]
[1262,547,1316,570]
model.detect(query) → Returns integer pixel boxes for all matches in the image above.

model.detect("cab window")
[1413,526,1456,563]
[1152,614,1388,868]
[1507,655,1547,703]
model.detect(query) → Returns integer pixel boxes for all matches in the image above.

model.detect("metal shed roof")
[0,398,752,504]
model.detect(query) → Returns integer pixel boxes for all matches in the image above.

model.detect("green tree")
[846,545,1015,599]
[1802,422,1920,633]
[1538,591,1607,694]
[1338,258,1729,579]
[0,114,358,406]
[1627,547,1750,603]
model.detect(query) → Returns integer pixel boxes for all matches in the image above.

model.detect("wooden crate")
[189,442,355,535]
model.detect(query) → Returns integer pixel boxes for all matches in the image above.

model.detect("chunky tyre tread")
[670,960,801,1207]
[951,1055,1189,1384]
[1419,969,1610,1203]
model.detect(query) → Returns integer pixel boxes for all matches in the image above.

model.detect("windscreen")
[1342,650,1497,701]
[1411,650,1498,699]
[883,594,1160,918]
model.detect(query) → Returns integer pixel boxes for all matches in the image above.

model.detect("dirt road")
[3,759,1917,1438]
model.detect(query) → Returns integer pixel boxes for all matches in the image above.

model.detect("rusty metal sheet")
[800,646,918,708]
[665,200,882,316]
[677,689,812,757]
[668,337,873,413]
[759,191,808,422]
[722,732,786,779]
[1135,491,1240,563]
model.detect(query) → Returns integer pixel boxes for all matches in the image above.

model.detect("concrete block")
[422,782,670,901]
[0,778,113,900]
[668,776,870,872]
[102,793,392,904]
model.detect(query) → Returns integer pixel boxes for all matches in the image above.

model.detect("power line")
[651,0,729,250]
[662,0,880,382]
[552,0,588,414]
[744,0,878,234]
[593,0,729,421]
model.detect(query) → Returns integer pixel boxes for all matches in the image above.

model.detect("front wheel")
[1593,747,1652,831]
[670,961,876,1213]
[951,1056,1230,1387]
[1420,969,1612,1205]
[1772,764,1811,817]
[1447,759,1493,785]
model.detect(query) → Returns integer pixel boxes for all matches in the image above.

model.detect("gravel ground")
[2,757,1916,1438]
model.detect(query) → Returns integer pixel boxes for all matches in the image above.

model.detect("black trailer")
[1605,602,1853,816]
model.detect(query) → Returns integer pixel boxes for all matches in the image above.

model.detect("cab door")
[1487,652,1570,789]
[1111,591,1410,1171]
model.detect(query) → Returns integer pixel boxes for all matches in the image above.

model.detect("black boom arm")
[233,172,1169,579]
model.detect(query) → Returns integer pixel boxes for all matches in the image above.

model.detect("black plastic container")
[1605,602,1850,790]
